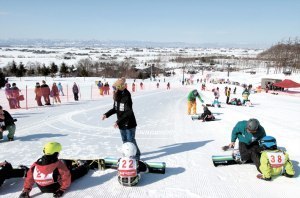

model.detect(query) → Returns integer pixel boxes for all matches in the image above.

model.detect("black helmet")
[247,119,259,132]
[193,90,199,96]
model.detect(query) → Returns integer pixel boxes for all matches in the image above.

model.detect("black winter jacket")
[104,89,137,129]
[0,110,15,130]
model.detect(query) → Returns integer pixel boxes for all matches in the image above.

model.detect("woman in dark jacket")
[72,82,79,101]
[102,77,141,160]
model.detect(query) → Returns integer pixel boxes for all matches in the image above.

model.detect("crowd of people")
[0,77,296,197]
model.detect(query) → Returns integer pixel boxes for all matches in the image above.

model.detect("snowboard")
[212,147,244,166]
[104,157,166,174]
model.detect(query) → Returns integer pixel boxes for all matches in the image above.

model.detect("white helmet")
[122,142,137,157]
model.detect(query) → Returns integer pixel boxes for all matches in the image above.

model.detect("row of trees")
[2,39,299,79]
[1,59,157,79]
[257,38,300,73]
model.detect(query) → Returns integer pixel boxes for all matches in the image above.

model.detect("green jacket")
[187,90,204,102]
[231,120,266,144]
[259,149,295,179]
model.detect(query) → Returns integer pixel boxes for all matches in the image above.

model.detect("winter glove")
[19,191,30,198]
[222,143,234,151]
[53,189,64,197]
[256,174,271,181]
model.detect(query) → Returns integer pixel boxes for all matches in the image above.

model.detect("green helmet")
[43,142,62,155]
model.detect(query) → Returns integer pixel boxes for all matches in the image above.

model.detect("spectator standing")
[226,87,231,104]
[35,82,43,106]
[57,82,64,96]
[167,82,170,89]
[4,83,17,109]
[11,83,21,108]
[41,80,51,105]
[72,82,79,101]
[51,83,61,104]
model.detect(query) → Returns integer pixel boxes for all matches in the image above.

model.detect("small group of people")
[34,80,52,106]
[34,81,79,106]
[97,81,110,96]
[227,118,295,180]
[1,141,148,197]
[4,83,22,109]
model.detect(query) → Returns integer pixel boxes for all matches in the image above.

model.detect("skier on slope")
[117,142,148,187]
[225,119,266,171]
[187,89,204,115]
[256,136,295,181]
[19,142,90,198]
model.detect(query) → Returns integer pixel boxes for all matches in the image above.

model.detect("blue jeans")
[119,128,141,159]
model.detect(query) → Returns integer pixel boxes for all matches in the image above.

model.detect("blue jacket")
[231,120,266,145]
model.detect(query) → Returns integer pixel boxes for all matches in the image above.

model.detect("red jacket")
[23,157,71,193]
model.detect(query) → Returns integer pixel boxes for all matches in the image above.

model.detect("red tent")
[273,79,300,88]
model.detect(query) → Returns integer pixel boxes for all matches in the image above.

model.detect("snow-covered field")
[1,71,300,197]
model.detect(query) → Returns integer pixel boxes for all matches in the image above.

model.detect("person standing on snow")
[72,82,79,101]
[41,80,51,105]
[256,136,294,181]
[225,118,266,171]
[51,82,61,104]
[187,89,204,115]
[57,82,64,96]
[102,77,141,160]
[34,82,43,106]
[19,142,90,198]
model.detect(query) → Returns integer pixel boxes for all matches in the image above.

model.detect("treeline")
[0,58,160,79]
[257,38,300,73]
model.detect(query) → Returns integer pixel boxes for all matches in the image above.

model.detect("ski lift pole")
[67,84,69,102]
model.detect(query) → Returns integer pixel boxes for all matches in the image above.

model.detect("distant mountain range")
[0,39,269,49]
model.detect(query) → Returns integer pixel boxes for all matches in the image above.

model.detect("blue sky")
[0,0,299,46]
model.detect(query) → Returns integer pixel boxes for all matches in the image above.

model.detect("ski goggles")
[115,84,125,90]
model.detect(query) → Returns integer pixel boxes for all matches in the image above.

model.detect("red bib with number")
[118,157,137,177]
